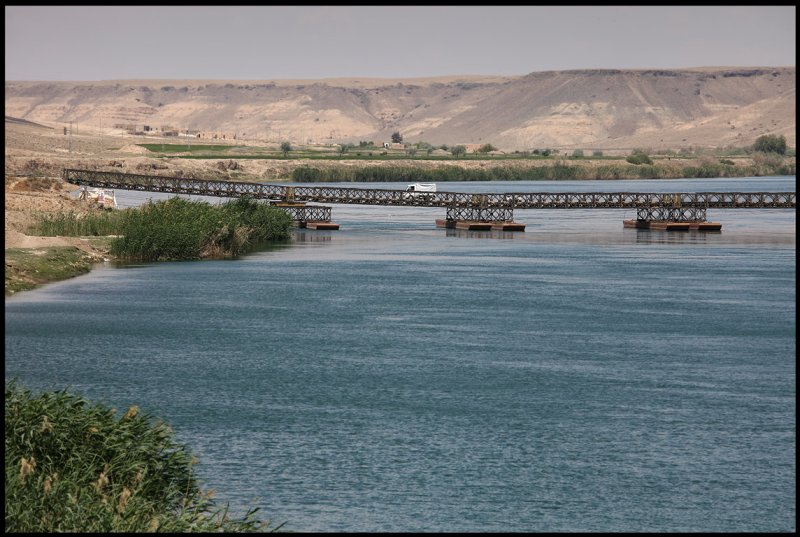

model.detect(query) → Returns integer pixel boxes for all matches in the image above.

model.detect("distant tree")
[478,143,497,153]
[572,149,585,158]
[451,145,467,158]
[391,131,403,143]
[339,143,355,156]
[626,149,652,165]
[405,146,417,157]
[439,144,449,151]
[753,134,787,155]
[280,141,291,157]
[592,150,604,157]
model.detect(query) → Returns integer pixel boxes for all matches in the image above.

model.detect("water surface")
[5,177,796,532]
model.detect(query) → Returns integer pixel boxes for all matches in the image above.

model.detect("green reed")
[291,161,794,183]
[28,210,127,237]
[5,381,284,532]
[109,197,292,261]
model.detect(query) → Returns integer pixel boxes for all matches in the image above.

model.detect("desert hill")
[4,67,795,151]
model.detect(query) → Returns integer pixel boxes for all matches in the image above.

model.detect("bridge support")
[623,206,721,231]
[272,202,339,230]
[436,206,526,231]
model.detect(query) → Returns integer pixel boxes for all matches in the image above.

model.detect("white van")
[403,183,437,200]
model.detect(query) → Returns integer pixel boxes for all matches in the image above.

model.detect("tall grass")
[291,161,795,182]
[109,197,292,261]
[5,381,283,532]
[28,211,127,237]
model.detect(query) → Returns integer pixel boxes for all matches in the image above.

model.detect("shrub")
[626,150,653,165]
[5,381,282,532]
[753,134,787,154]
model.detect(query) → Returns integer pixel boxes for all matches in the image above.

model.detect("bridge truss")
[62,169,796,228]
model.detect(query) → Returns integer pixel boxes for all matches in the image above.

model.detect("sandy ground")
[4,176,108,257]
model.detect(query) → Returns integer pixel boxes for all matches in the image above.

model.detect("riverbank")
[5,246,105,296]
[5,113,795,296]
[4,176,113,296]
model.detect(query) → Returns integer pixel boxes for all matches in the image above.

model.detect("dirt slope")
[5,67,794,152]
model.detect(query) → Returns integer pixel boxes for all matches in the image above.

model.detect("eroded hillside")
[5,68,795,151]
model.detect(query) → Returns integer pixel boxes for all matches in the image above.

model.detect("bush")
[626,150,653,165]
[753,134,787,154]
[5,381,282,532]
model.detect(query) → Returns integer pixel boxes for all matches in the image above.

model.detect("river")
[5,176,796,532]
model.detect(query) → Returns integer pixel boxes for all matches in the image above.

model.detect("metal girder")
[635,206,708,222]
[445,206,515,222]
[274,205,332,222]
[61,169,796,210]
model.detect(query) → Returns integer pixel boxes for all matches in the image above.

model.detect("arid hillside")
[5,67,795,152]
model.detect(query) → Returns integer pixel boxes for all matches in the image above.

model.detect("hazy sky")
[5,5,796,81]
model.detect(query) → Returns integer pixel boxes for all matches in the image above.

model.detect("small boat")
[79,187,118,208]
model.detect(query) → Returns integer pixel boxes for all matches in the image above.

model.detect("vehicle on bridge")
[403,183,437,200]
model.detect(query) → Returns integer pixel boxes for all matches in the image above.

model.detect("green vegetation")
[5,381,282,532]
[21,197,294,264]
[291,159,795,183]
[27,210,127,237]
[139,144,239,154]
[625,149,653,165]
[109,197,293,261]
[5,247,99,296]
[137,141,795,169]
[280,141,291,157]
[753,134,788,155]
[450,145,467,158]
